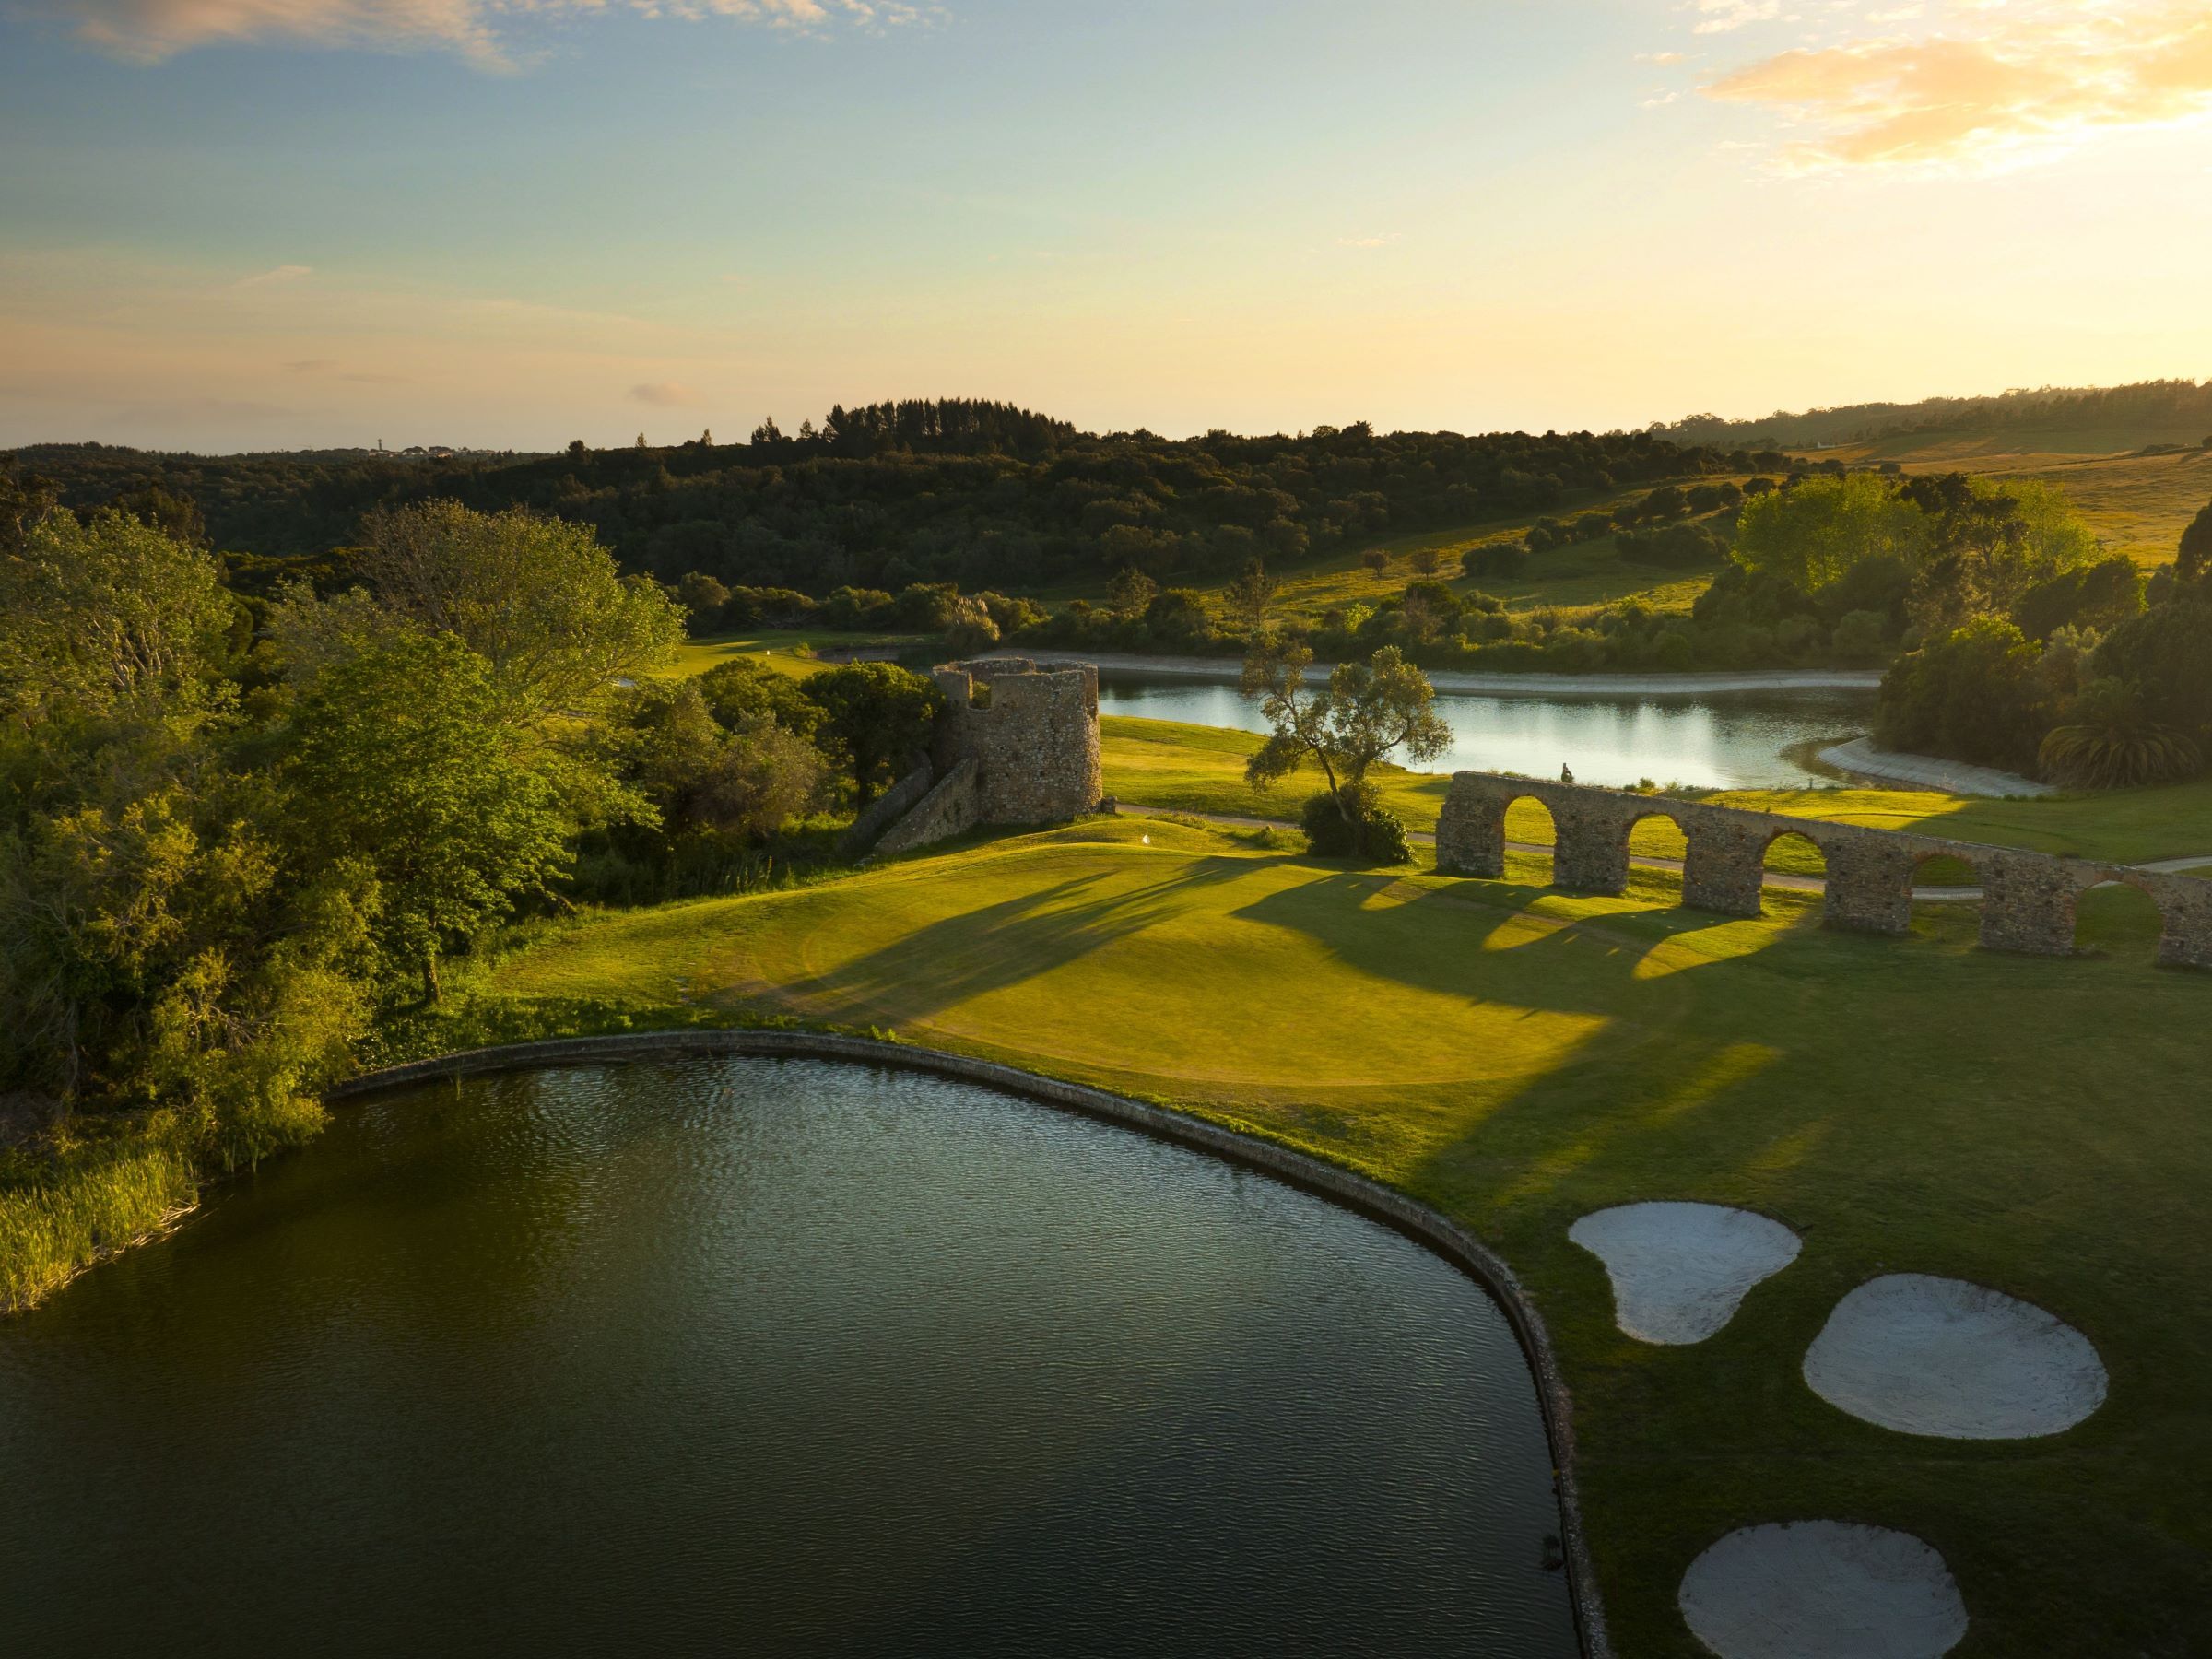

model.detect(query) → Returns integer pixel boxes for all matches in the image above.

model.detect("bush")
[1878,617,2057,771]
[2039,678,2206,790]
[1300,783,1411,864]
[1616,521,1724,569]
[1831,609,1889,662]
[2091,600,2212,740]
[1464,542,1529,580]
[2014,557,2144,641]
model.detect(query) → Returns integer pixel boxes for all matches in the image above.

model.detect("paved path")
[1111,803,1983,899]
[1058,652,1883,696]
[1818,738,2054,799]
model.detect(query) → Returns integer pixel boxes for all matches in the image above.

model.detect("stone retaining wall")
[872,758,981,856]
[331,1028,1612,1658]
[1437,772,2212,968]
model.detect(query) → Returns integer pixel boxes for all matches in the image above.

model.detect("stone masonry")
[862,657,1103,856]
[1436,771,2212,969]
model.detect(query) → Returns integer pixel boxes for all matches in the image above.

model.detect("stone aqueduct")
[855,656,2211,970]
[1436,773,2212,969]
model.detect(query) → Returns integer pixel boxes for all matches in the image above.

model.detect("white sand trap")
[1803,1273,2107,1440]
[1568,1201,1801,1344]
[1679,1522,1968,1659]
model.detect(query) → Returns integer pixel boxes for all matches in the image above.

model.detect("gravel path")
[1817,738,2054,798]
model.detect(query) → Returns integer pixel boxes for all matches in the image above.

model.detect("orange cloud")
[1702,0,2212,172]
[38,0,921,65]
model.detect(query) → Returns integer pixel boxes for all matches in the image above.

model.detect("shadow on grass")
[770,856,1255,1027]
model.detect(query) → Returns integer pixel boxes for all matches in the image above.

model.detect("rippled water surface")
[1100,674,1874,790]
[0,1058,1577,1658]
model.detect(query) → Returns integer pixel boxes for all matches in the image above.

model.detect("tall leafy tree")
[342,500,686,722]
[1241,642,1449,853]
[286,633,575,1002]
[1733,474,1927,593]
[801,663,945,804]
[2177,500,2212,588]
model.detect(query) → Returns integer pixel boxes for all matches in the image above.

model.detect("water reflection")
[1100,675,1872,790]
[0,1058,1578,1659]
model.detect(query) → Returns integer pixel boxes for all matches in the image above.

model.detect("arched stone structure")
[1436,771,2212,969]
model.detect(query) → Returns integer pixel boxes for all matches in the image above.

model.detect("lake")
[1098,672,1876,790]
[0,1056,1578,1658]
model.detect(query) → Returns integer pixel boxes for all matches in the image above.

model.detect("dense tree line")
[1698,467,2212,787]
[1661,378,2212,451]
[0,494,947,1304]
[8,406,1782,599]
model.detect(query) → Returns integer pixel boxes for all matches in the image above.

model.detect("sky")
[3,0,2211,453]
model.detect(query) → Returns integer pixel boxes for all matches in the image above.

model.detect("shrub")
[1464,543,1529,580]
[1831,609,1889,662]
[2091,600,2212,740]
[2039,678,2206,790]
[1878,617,2057,770]
[817,585,893,630]
[2014,557,2145,641]
[1617,522,1724,569]
[1300,783,1411,864]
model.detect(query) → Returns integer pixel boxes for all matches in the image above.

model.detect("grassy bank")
[0,1111,204,1313]
[1100,714,2212,866]
[400,816,2207,1655]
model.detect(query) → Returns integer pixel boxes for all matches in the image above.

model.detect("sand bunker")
[1803,1274,2107,1440]
[1678,1522,1968,1659]
[1569,1201,1801,1345]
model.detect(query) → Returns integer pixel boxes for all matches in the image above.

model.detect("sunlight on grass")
[409,813,2212,1656]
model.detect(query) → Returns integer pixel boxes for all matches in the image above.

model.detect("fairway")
[429,815,2212,1657]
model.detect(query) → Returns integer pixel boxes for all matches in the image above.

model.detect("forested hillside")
[9,401,1783,596]
[1662,379,2212,453]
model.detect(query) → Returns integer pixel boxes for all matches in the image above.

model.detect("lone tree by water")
[1241,641,1450,859]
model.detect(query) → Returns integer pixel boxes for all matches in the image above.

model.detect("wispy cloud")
[236,263,312,286]
[287,356,406,382]
[35,0,928,68]
[1335,233,1401,249]
[629,381,703,406]
[1702,0,2212,174]
[1692,0,1781,37]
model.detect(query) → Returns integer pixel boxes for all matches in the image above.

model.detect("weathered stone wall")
[837,758,936,858]
[866,657,1102,855]
[1437,771,2212,969]
[931,657,1104,825]
[872,758,981,856]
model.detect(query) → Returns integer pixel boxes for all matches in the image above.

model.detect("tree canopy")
[1241,642,1449,856]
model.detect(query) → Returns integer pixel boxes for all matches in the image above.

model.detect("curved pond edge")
[334,1029,1612,1658]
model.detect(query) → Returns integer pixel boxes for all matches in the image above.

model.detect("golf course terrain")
[408,806,2211,1657]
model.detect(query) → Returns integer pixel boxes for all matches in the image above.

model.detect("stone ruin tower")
[852,658,1103,857]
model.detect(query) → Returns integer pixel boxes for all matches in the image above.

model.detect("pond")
[0,1057,1578,1658]
[1099,673,1875,791]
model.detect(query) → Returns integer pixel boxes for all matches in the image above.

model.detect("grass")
[410,814,2211,1656]
[661,629,912,681]
[0,1112,202,1313]
[1101,714,2212,867]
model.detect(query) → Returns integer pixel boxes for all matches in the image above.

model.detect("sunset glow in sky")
[4,0,2210,451]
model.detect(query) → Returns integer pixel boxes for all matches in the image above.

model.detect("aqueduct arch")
[1435,771,2212,969]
